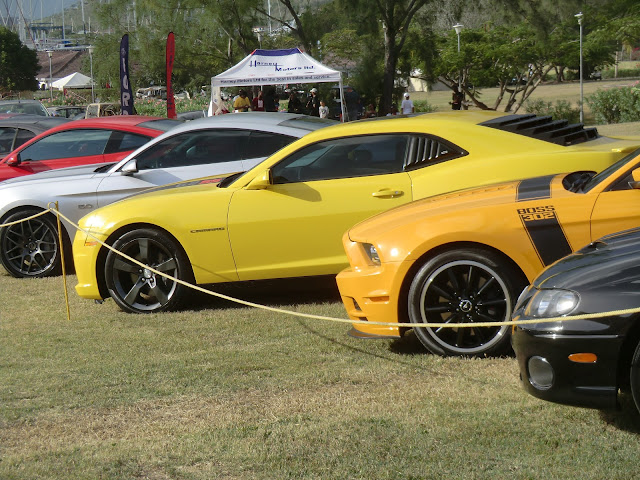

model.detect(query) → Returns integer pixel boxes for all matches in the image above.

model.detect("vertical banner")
[119,34,134,115]
[166,32,177,119]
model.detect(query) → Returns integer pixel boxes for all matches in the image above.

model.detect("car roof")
[48,115,181,132]
[169,112,336,134]
[0,115,71,129]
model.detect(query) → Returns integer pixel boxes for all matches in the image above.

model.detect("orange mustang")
[337,148,640,357]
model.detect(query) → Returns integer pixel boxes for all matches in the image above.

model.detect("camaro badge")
[190,227,226,233]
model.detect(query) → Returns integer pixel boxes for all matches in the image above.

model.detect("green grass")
[3,268,640,479]
[3,120,640,479]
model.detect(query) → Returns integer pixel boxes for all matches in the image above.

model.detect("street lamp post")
[88,46,95,102]
[453,23,463,104]
[575,12,584,123]
[46,50,53,102]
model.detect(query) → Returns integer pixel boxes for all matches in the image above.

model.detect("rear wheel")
[408,248,525,357]
[105,228,192,314]
[0,209,61,278]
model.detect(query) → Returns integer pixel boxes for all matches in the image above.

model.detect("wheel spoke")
[429,282,454,301]
[446,267,460,292]
[424,304,453,313]
[137,238,149,261]
[123,278,146,304]
[155,258,177,273]
[477,276,496,297]
[434,312,461,333]
[113,257,139,274]
[149,283,170,305]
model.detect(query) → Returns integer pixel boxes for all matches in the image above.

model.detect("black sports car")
[512,227,640,413]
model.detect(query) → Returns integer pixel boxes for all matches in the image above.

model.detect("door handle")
[372,189,404,198]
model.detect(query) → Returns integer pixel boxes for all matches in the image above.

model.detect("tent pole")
[339,77,346,122]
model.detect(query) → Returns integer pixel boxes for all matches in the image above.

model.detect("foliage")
[413,99,436,113]
[524,99,581,124]
[586,84,640,124]
[0,27,39,95]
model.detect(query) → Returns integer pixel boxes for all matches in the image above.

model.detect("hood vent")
[480,114,599,146]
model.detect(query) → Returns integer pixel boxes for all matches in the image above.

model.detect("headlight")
[524,289,579,318]
[362,243,380,265]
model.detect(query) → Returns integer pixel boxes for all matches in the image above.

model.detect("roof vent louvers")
[479,114,599,146]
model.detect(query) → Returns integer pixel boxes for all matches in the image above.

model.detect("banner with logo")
[166,32,176,119]
[119,34,134,115]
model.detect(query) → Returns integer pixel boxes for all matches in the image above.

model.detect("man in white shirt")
[401,92,414,114]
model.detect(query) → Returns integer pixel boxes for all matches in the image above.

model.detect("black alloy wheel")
[0,209,61,278]
[408,248,524,357]
[105,228,192,314]
[629,342,640,415]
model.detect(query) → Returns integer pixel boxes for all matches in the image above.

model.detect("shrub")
[586,85,640,124]
[413,99,436,113]
[524,98,581,124]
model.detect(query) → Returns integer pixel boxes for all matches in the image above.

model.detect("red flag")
[166,32,176,119]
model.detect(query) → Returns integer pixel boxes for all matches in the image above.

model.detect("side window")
[14,128,35,150]
[105,131,151,154]
[271,134,409,184]
[19,129,111,161]
[0,127,16,155]
[242,132,295,160]
[134,129,247,171]
[404,135,465,170]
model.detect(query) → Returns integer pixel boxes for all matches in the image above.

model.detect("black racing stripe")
[518,208,572,266]
[516,175,555,202]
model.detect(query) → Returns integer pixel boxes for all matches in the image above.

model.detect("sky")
[1,0,79,22]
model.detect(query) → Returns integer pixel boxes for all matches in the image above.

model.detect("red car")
[0,116,180,182]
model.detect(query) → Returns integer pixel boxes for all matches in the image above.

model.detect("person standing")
[306,88,320,116]
[401,92,414,114]
[319,100,329,119]
[252,90,265,111]
[287,90,303,114]
[264,87,278,112]
[233,89,251,112]
[451,86,463,110]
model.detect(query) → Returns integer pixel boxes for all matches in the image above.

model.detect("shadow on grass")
[184,275,342,311]
[600,393,640,433]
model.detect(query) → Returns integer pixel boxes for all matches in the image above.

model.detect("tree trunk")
[381,29,397,116]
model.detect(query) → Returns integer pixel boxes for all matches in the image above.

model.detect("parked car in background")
[0,116,178,183]
[0,115,71,158]
[0,99,50,116]
[512,227,640,415]
[336,146,640,357]
[0,112,335,278]
[84,103,120,118]
[47,105,87,118]
[69,112,640,314]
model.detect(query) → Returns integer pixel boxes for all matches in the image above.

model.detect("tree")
[0,27,39,96]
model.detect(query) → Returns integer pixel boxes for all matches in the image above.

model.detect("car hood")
[1,163,113,186]
[534,227,640,290]
[348,172,567,241]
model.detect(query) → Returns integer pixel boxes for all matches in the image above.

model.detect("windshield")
[582,148,640,192]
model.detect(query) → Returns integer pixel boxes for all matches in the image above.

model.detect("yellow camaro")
[337,148,640,357]
[73,112,640,314]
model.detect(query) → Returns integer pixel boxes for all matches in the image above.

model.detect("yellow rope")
[44,206,640,329]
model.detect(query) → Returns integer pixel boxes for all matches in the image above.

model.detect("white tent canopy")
[51,72,93,90]
[210,48,346,119]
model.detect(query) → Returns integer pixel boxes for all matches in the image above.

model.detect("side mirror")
[245,169,273,190]
[630,168,640,189]
[121,158,139,175]
[6,153,21,166]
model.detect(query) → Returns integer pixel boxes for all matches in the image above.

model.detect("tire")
[0,209,61,278]
[629,342,640,415]
[105,228,192,314]
[407,248,525,357]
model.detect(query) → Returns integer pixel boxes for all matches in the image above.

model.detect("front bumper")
[512,325,623,410]
[336,260,412,339]
[72,228,106,300]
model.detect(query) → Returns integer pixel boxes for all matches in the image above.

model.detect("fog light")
[527,356,554,390]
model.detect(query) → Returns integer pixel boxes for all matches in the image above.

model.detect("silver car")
[0,112,337,278]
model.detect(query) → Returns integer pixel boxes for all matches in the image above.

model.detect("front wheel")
[0,209,61,278]
[408,248,525,357]
[105,228,192,314]
[629,342,640,415]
